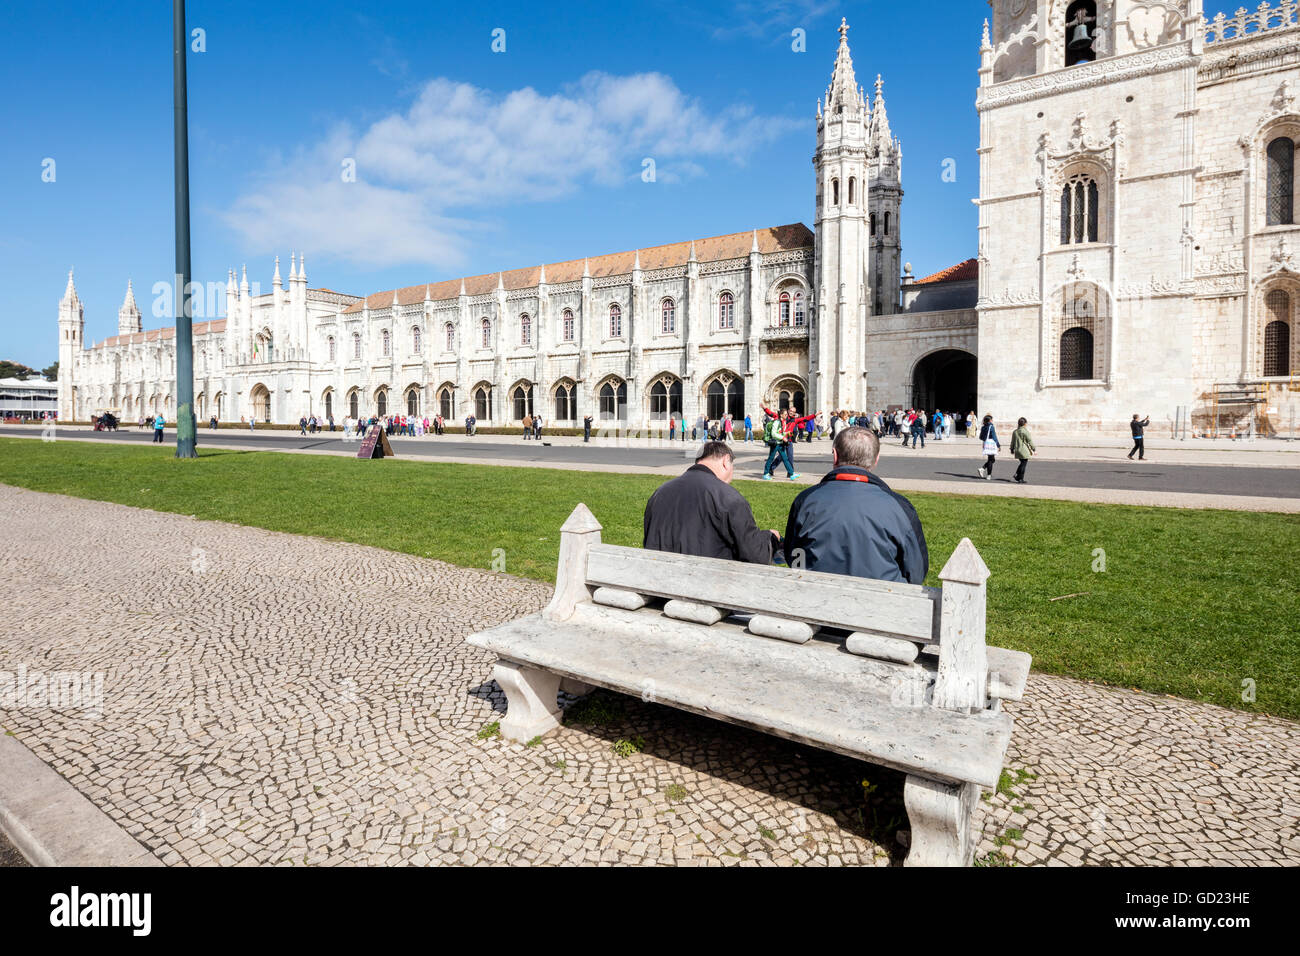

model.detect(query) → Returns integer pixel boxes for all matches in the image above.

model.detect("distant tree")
[42,361,58,381]
[0,360,38,380]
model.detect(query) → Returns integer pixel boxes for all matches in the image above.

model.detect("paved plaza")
[1,483,1296,866]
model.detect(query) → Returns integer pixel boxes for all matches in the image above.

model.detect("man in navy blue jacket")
[782,427,929,585]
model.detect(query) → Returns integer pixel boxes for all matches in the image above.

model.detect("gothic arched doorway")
[911,349,977,417]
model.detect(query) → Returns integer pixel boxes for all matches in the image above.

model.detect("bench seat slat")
[585,544,940,643]
[468,604,1014,788]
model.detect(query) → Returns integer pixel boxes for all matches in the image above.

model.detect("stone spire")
[870,74,896,158]
[825,18,863,115]
[118,279,143,335]
[290,252,298,280]
[61,268,80,307]
[751,229,760,253]
[298,255,306,285]
[273,255,282,289]
[241,264,249,295]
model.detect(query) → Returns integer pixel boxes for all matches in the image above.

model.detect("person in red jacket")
[761,405,815,481]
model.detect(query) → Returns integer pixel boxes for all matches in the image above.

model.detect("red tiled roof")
[914,258,978,285]
[93,319,227,350]
[342,224,814,314]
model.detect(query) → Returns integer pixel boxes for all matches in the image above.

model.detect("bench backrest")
[543,504,991,714]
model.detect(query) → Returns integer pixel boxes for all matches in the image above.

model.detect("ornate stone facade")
[978,0,1300,432]
[60,23,933,427]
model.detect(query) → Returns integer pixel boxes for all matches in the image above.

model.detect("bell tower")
[813,18,870,413]
[867,75,903,316]
[57,268,85,419]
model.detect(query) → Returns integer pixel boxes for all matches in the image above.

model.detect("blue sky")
[0,0,988,368]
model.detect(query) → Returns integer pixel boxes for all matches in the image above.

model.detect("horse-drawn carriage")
[93,411,119,431]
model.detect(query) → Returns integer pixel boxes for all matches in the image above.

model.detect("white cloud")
[222,71,799,269]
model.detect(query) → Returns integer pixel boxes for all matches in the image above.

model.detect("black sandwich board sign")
[357,424,395,459]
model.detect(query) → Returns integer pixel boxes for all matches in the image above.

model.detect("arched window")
[831,179,839,206]
[445,322,454,351]
[381,329,391,356]
[562,309,575,342]
[599,379,627,421]
[1059,327,1094,380]
[481,317,491,348]
[1267,137,1295,227]
[1060,174,1101,244]
[352,332,361,359]
[512,383,533,420]
[870,213,877,237]
[885,212,891,236]
[1064,0,1097,66]
[553,382,574,421]
[794,293,806,327]
[412,327,422,352]
[706,375,745,422]
[439,386,454,419]
[848,177,855,205]
[661,298,676,334]
[718,292,735,330]
[328,336,336,362]
[376,389,388,417]
[406,387,419,417]
[474,385,492,420]
[324,391,333,420]
[1265,290,1292,377]
[779,292,791,327]
[520,313,531,346]
[609,304,622,338]
[648,378,682,420]
[348,390,359,419]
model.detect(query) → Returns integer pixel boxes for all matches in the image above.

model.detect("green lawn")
[2,437,1297,720]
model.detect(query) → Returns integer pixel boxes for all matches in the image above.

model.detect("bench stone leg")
[559,678,595,697]
[494,661,563,743]
[902,775,980,867]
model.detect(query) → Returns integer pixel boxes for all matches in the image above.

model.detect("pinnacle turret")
[118,279,143,335]
[824,18,864,116]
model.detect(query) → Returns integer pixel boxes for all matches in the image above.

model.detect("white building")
[978,0,1300,433]
[58,9,1300,434]
[0,378,57,419]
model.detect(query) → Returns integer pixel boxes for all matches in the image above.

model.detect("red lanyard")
[833,473,871,485]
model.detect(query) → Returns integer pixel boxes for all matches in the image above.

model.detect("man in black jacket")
[644,442,779,564]
[1127,413,1150,460]
[783,427,928,585]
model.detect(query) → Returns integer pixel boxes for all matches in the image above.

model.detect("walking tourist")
[910,410,927,449]
[744,413,753,442]
[978,414,1000,479]
[152,412,165,443]
[782,427,928,585]
[583,414,593,442]
[1011,417,1036,484]
[644,442,779,564]
[522,413,533,440]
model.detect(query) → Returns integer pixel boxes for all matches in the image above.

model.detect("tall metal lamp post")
[173,0,197,457]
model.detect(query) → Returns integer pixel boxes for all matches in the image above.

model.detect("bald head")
[833,426,880,470]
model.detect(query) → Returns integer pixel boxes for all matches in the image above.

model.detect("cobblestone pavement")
[1,484,1296,866]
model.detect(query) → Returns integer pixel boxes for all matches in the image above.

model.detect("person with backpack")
[910,410,927,449]
[760,411,798,481]
[1011,417,1036,484]
[978,415,1000,479]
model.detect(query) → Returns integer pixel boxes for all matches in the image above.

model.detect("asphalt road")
[4,426,1298,499]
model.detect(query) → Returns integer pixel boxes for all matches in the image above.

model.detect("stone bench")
[466,504,1031,866]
